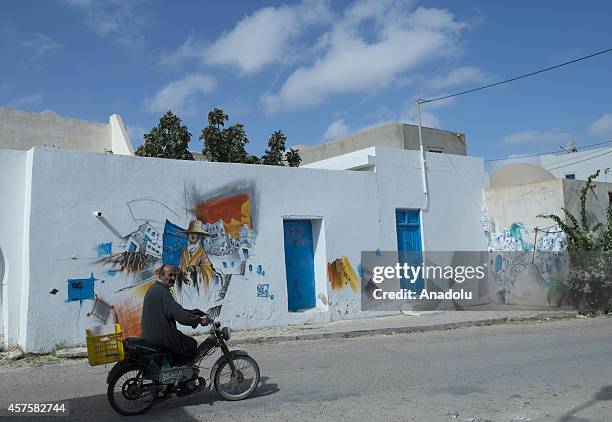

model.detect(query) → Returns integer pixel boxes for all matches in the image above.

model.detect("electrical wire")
[541,146,610,166]
[419,47,612,104]
[484,140,612,162]
[545,149,612,171]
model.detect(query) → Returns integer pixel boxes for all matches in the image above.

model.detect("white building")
[539,146,612,182]
[2,106,610,352]
[123,222,162,259]
[0,144,488,352]
[0,107,134,155]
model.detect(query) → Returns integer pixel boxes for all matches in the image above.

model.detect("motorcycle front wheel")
[107,365,160,416]
[214,355,260,401]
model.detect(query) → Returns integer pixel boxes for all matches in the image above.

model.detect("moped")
[106,307,260,416]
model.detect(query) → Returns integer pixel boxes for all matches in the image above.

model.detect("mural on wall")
[87,295,111,324]
[483,216,569,307]
[485,221,566,253]
[177,220,215,293]
[56,185,265,337]
[65,273,96,303]
[96,242,113,257]
[328,256,359,292]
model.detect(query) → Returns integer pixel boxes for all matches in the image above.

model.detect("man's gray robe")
[141,281,201,355]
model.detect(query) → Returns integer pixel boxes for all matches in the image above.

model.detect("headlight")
[221,327,231,340]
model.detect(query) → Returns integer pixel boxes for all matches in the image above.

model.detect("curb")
[231,311,578,345]
[55,347,88,359]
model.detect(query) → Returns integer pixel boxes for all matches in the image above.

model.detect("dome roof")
[489,163,555,188]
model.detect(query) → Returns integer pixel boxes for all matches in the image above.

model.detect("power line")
[542,146,610,166]
[419,47,612,104]
[484,140,612,162]
[546,149,612,171]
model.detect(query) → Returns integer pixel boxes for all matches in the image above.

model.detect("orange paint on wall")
[195,193,252,239]
[114,299,143,338]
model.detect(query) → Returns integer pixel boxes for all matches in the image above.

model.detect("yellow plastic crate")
[85,324,125,366]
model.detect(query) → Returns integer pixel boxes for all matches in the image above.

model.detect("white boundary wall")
[1,147,487,352]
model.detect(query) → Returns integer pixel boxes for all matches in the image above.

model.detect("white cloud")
[398,95,456,129]
[323,119,350,140]
[62,0,94,6]
[588,113,612,138]
[427,66,490,91]
[203,0,331,74]
[402,106,440,128]
[261,1,466,114]
[502,130,571,145]
[160,34,203,66]
[62,0,153,51]
[145,74,216,115]
[21,33,62,58]
[8,93,44,108]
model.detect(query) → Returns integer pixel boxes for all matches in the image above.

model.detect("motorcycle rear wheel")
[214,355,260,401]
[107,365,160,416]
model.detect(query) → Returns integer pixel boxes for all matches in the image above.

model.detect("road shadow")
[1,376,279,422]
[154,375,279,412]
[558,384,612,422]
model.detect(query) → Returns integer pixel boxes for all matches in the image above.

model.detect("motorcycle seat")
[123,337,166,354]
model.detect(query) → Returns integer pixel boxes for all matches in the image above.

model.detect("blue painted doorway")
[396,210,424,293]
[283,220,316,312]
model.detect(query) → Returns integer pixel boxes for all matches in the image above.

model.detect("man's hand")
[190,308,205,317]
[200,316,210,326]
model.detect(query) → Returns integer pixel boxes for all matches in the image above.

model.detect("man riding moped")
[141,264,208,365]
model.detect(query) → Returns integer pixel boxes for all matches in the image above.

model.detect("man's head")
[188,233,201,244]
[181,220,209,245]
[159,264,177,287]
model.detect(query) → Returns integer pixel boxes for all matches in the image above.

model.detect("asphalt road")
[0,317,611,422]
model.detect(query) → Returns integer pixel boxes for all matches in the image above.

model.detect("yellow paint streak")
[328,256,359,292]
[133,279,156,298]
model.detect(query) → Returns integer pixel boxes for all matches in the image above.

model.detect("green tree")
[261,130,287,166]
[286,148,302,167]
[200,108,251,163]
[538,170,612,313]
[135,111,194,160]
[539,170,611,252]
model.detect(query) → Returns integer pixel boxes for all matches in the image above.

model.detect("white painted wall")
[373,147,488,253]
[540,147,612,181]
[303,147,376,171]
[18,148,382,351]
[109,114,134,156]
[0,149,28,347]
[485,180,565,233]
[3,146,490,352]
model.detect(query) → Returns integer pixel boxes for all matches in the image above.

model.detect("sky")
[2,0,612,168]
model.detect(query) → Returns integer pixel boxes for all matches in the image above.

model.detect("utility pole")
[416,99,429,210]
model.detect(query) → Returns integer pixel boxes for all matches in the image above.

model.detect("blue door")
[396,210,424,293]
[283,220,316,312]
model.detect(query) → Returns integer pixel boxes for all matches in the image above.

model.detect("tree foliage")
[286,148,302,167]
[135,111,194,160]
[261,130,288,166]
[538,170,611,252]
[200,108,251,163]
[538,170,612,314]
[201,109,301,166]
